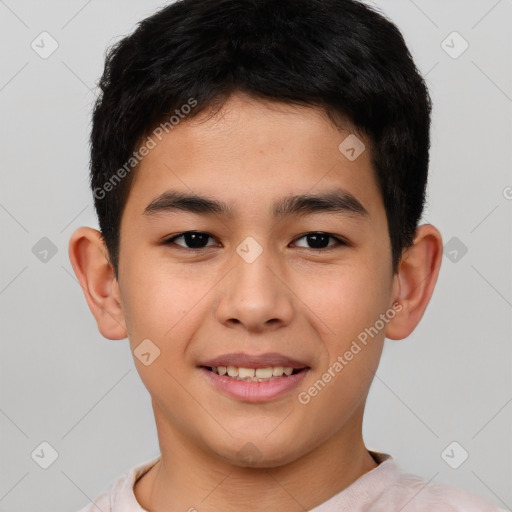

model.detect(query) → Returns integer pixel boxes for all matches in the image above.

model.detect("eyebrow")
[143,188,369,220]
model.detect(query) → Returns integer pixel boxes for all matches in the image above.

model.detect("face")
[115,92,398,467]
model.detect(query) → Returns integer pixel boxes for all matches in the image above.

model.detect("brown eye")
[293,232,346,250]
[165,231,219,249]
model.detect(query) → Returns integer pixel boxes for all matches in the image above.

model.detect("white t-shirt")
[76,451,506,511]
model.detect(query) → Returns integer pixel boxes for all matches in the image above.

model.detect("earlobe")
[68,226,128,340]
[385,224,443,340]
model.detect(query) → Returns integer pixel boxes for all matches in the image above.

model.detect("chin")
[211,433,306,469]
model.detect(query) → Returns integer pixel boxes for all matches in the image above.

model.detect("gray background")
[0,1,511,510]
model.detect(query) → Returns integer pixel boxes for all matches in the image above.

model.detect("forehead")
[124,93,384,223]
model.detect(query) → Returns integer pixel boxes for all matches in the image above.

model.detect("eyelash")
[162,231,348,252]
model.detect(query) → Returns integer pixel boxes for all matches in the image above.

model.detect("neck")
[134,401,378,511]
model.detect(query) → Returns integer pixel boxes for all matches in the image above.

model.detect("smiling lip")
[198,352,310,403]
[200,367,309,402]
[199,352,309,369]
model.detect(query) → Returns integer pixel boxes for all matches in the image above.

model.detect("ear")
[68,226,127,340]
[385,224,443,340]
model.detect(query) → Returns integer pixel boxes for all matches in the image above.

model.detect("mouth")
[202,365,307,382]
[198,353,310,402]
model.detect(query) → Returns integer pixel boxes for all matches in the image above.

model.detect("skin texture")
[69,92,443,511]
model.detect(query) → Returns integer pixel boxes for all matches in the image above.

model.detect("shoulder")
[376,468,504,512]
[75,488,111,512]
[74,455,161,512]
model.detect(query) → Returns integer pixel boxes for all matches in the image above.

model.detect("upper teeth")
[212,366,294,379]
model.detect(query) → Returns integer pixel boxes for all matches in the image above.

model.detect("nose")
[214,240,294,333]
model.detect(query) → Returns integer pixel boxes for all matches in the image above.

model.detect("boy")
[68,0,505,510]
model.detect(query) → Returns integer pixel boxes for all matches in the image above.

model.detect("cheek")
[119,264,203,398]
[120,257,211,351]
[301,262,391,344]
[294,265,389,434]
